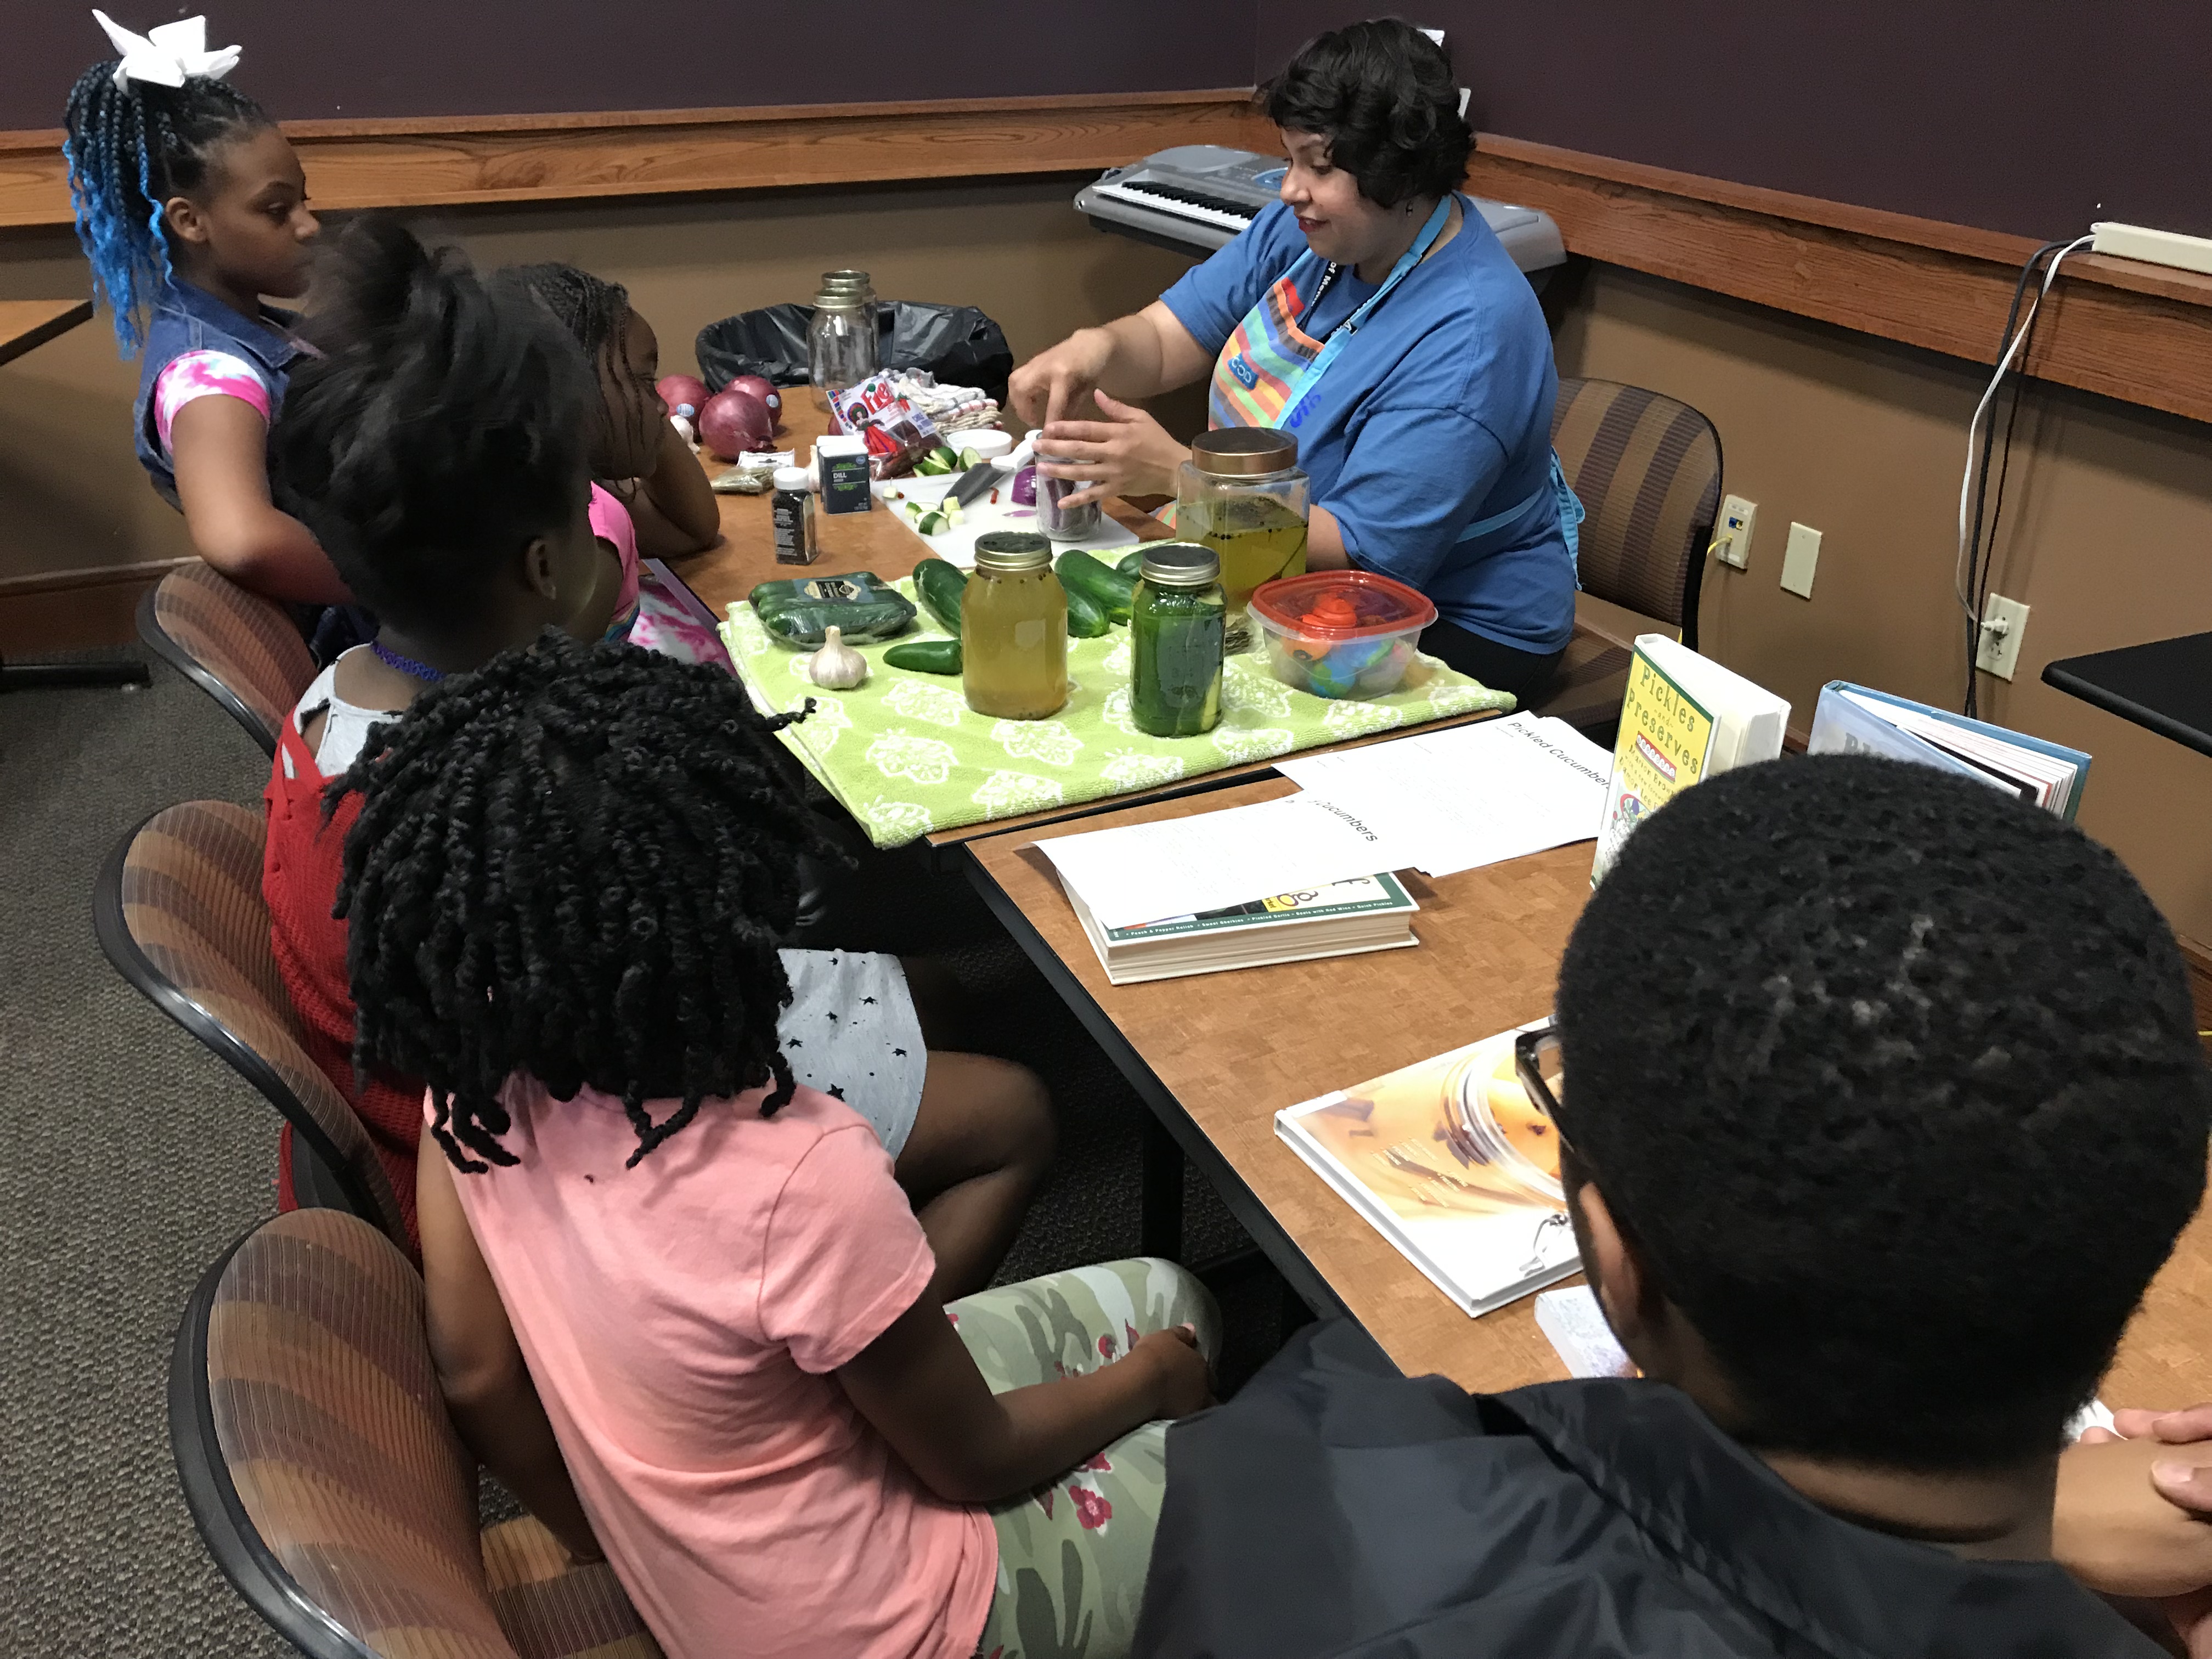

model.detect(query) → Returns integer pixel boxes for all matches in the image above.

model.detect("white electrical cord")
[1955,233,2095,622]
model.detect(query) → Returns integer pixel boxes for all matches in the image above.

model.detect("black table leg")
[1140,1110,1186,1261]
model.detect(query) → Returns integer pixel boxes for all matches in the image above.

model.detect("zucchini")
[1056,549,1137,625]
[1063,581,1111,638]
[912,558,966,637]
[1115,549,1147,579]
[885,638,963,674]
[751,572,916,646]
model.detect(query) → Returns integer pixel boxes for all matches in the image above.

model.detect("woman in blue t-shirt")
[1009,21,1579,699]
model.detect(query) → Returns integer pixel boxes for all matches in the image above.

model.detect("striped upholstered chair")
[138,560,315,756]
[172,1209,662,1659]
[1532,377,1725,731]
[92,799,410,1248]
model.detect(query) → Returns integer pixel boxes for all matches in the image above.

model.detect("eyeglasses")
[1513,1020,1572,1153]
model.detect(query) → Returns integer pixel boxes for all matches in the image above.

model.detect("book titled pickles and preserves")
[1590,635,1790,884]
[1064,873,1418,984]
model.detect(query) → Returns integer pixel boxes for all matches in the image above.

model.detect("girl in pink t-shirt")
[336,638,1220,1659]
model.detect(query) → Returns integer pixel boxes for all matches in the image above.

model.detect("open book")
[1275,1023,1581,1317]
[1808,682,2089,820]
[1590,636,1790,884]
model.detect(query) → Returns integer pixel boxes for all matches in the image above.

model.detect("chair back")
[139,562,315,757]
[171,1210,662,1659]
[92,800,410,1246]
[1550,378,1724,649]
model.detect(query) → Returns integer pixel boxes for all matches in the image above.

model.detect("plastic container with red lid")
[1248,570,1437,699]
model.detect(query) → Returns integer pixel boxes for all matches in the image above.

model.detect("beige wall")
[0,174,1205,585]
[1555,263,2212,941]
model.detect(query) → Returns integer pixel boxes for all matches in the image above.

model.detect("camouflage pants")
[949,1258,1221,1659]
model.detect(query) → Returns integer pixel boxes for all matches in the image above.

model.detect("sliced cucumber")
[916,511,951,535]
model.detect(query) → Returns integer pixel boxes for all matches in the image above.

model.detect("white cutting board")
[876,471,1140,569]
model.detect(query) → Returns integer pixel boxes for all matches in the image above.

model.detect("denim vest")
[132,278,304,507]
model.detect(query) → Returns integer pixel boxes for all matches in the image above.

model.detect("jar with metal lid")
[962,532,1068,720]
[1130,541,1224,738]
[808,270,880,410]
[1177,428,1309,648]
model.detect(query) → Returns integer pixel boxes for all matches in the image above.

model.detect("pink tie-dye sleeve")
[153,349,273,456]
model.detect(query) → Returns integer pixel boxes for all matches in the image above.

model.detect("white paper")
[1038,793,1422,932]
[1277,713,1611,877]
[1534,1286,1635,1378]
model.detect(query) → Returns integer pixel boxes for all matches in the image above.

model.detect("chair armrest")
[1573,592,1674,656]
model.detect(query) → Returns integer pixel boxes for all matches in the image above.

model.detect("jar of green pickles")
[963,532,1068,720]
[1130,541,1225,738]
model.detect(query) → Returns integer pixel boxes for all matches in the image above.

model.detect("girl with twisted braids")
[342,637,1220,1659]
[62,11,357,637]
[266,217,1052,1302]
[510,264,720,640]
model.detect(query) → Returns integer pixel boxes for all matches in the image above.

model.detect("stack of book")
[1066,874,1419,985]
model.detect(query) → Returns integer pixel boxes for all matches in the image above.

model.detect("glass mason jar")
[1033,448,1103,541]
[1177,428,1309,650]
[807,270,879,410]
[1130,541,1224,738]
[962,533,1068,720]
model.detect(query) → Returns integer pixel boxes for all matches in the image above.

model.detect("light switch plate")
[1715,494,1756,569]
[1780,522,1821,598]
[1977,593,2031,680]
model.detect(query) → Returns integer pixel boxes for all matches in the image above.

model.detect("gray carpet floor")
[0,647,1272,1657]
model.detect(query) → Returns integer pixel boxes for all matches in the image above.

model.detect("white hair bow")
[92,10,242,92]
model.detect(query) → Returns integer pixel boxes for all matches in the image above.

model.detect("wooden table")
[674,403,1499,853]
[966,773,2212,1406]
[0,298,93,369]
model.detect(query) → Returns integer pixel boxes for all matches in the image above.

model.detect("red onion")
[1011,464,1037,506]
[698,388,775,460]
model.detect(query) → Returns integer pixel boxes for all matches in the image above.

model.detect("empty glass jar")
[808,269,879,410]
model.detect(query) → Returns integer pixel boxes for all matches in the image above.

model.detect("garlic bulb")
[805,626,868,690]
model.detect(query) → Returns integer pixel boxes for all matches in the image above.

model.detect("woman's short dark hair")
[1263,19,1472,208]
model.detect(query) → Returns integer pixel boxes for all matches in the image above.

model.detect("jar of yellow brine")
[962,532,1068,719]
[1177,428,1308,652]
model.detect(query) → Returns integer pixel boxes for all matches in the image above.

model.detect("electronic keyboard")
[1076,145,1567,281]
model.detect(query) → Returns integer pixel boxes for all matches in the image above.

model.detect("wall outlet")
[1714,494,1756,569]
[1977,592,2031,680]
[1780,522,1821,598]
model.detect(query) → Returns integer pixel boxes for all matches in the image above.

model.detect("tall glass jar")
[808,270,879,410]
[1034,447,1103,541]
[1130,541,1224,738]
[963,533,1068,719]
[1177,428,1309,651]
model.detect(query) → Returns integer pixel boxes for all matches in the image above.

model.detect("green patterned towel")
[720,580,1516,848]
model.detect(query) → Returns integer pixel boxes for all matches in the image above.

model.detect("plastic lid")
[1139,541,1220,587]
[973,531,1053,574]
[1249,569,1437,636]
[772,466,811,490]
[1190,427,1299,477]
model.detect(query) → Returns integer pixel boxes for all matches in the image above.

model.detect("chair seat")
[482,1517,663,1659]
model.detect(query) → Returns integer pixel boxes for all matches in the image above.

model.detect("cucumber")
[885,639,963,674]
[1056,549,1137,625]
[912,558,966,637]
[931,444,960,466]
[1063,582,1111,638]
[916,511,950,535]
[1115,549,1147,579]
[958,447,983,468]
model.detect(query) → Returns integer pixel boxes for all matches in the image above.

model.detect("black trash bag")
[697,301,1013,407]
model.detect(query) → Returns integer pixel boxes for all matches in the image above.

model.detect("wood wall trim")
[0,556,190,654]
[0,89,1272,228]
[1466,135,2212,427]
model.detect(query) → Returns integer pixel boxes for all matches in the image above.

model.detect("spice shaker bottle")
[771,466,819,565]
[962,532,1068,720]
[808,270,880,410]
[1130,541,1224,738]
[1033,447,1103,541]
[1177,427,1309,649]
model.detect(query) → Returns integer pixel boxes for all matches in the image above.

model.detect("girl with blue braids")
[63,11,354,631]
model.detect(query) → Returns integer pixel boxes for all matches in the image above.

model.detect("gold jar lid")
[1189,427,1299,477]
[1139,541,1221,588]
[973,532,1053,574]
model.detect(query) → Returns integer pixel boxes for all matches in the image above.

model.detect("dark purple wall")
[1257,3,2212,241]
[7,1,1259,129]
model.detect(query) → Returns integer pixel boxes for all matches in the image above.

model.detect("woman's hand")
[1035,393,1191,509]
[1131,1324,1214,1419]
[1008,327,1118,427]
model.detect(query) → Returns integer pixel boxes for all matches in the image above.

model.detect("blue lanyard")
[1276,195,1454,435]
